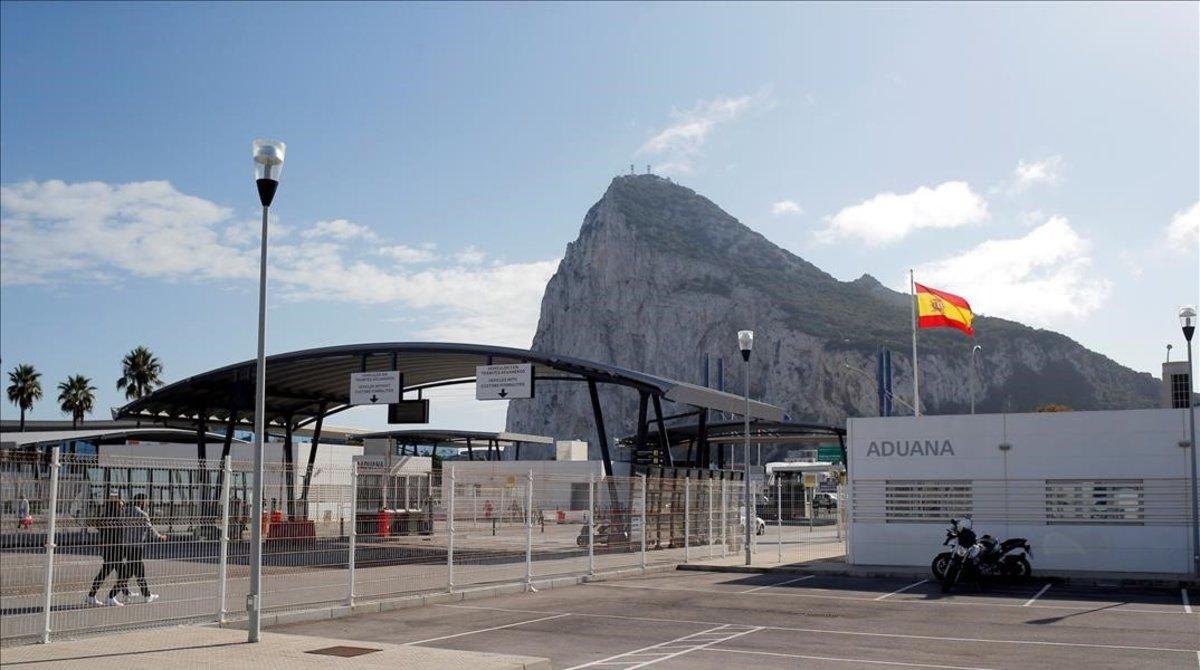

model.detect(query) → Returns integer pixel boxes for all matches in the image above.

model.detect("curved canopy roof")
[116,342,783,429]
[358,429,555,446]
[620,420,845,447]
[0,427,244,449]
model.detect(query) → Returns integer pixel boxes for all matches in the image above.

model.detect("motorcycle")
[934,518,1032,593]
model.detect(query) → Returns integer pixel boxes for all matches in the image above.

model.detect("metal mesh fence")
[0,452,773,646]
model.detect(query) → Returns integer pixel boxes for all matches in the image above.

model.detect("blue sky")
[2,2,1197,429]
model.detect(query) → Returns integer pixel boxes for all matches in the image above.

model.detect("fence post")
[707,478,714,559]
[447,467,455,593]
[776,477,782,565]
[715,480,724,559]
[218,455,232,622]
[525,469,534,591]
[40,446,61,645]
[346,461,357,606]
[639,475,647,574]
[587,472,595,577]
[683,477,690,564]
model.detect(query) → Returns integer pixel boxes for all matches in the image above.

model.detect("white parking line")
[1023,583,1052,607]
[563,623,763,669]
[875,579,928,601]
[741,574,815,593]
[1183,588,1192,614]
[402,612,570,646]
[705,647,997,670]
[439,603,1197,655]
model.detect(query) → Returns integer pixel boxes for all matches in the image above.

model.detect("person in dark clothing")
[110,493,165,605]
[86,496,126,606]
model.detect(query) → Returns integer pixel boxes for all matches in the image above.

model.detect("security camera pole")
[738,330,754,565]
[1180,306,1198,576]
[249,138,285,642]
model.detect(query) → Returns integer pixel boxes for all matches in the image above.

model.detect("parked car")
[738,506,767,535]
[813,492,839,510]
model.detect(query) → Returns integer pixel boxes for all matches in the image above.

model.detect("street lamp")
[1180,306,1198,576]
[738,329,754,566]
[970,345,982,415]
[248,138,285,643]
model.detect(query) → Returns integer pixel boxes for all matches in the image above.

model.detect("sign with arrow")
[475,363,534,401]
[350,371,402,405]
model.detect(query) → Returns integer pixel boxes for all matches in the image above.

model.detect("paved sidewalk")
[0,625,549,669]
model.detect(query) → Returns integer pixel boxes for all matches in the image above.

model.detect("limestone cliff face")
[505,175,1159,449]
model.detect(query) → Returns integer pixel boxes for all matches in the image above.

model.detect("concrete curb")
[676,562,1200,590]
[216,563,679,630]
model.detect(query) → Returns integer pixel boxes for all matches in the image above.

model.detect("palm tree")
[57,375,97,429]
[117,346,164,400]
[6,364,43,431]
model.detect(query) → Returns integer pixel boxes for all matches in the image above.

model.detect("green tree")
[6,364,43,432]
[57,375,97,429]
[117,346,164,400]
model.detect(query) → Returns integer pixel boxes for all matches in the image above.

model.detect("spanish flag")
[915,283,975,336]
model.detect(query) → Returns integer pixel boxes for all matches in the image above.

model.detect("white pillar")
[587,472,595,576]
[525,469,534,591]
[683,477,690,564]
[40,447,60,645]
[346,461,357,606]
[776,477,783,564]
[639,475,647,573]
[707,478,714,559]
[720,479,728,557]
[218,456,232,622]
[447,467,455,592]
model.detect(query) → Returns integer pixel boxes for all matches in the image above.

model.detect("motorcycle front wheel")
[931,553,951,580]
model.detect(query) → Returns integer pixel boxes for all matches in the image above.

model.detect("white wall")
[847,408,1196,574]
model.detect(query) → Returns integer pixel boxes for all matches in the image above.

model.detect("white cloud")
[637,88,773,174]
[302,218,377,241]
[0,180,255,285]
[820,181,988,246]
[770,200,803,216]
[1,179,559,347]
[1007,155,1064,194]
[379,243,437,263]
[454,246,486,265]
[908,216,1110,326]
[1166,201,1199,250]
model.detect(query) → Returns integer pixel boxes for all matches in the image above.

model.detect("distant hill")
[506,175,1160,443]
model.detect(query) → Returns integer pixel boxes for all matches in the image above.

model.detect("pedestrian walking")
[86,495,126,606]
[111,493,165,605]
[17,495,32,530]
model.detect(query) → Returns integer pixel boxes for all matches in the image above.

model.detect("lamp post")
[738,330,754,566]
[248,138,285,643]
[970,345,982,415]
[1181,306,1198,576]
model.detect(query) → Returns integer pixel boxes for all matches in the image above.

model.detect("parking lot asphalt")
[270,569,1200,669]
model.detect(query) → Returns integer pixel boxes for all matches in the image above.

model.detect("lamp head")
[253,138,286,206]
[737,330,754,361]
[1181,306,1197,342]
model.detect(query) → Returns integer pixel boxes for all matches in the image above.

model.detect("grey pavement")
[0,625,549,669]
[270,568,1200,669]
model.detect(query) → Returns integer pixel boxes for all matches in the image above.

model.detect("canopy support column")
[635,392,649,470]
[697,410,709,469]
[283,420,296,519]
[466,438,474,461]
[651,395,673,467]
[300,403,325,504]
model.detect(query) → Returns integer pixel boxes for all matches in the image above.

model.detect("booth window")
[883,480,973,523]
[1044,479,1144,524]
[1170,373,1191,409]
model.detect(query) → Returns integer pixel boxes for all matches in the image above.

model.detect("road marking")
[876,579,928,601]
[741,574,815,593]
[439,603,1198,655]
[704,647,997,670]
[403,612,570,646]
[1183,588,1192,614]
[583,580,1186,615]
[1023,583,1052,607]
[563,624,762,669]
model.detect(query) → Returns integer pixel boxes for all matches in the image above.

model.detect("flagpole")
[910,269,921,417]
